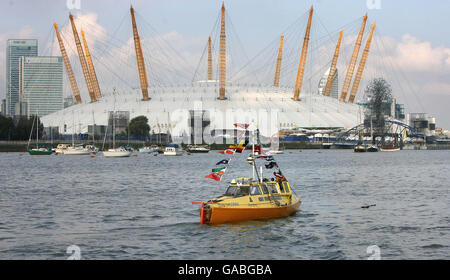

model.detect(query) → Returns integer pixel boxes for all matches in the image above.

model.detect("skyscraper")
[19,56,63,117]
[6,39,38,116]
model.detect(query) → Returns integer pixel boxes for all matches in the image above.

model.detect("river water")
[0,150,448,259]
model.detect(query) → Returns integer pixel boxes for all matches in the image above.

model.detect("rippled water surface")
[0,150,449,259]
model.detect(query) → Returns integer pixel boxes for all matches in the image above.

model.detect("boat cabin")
[223,177,294,198]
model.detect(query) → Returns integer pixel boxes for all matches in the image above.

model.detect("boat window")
[235,186,250,196]
[283,182,290,193]
[260,184,269,194]
[224,186,237,196]
[250,186,262,195]
[267,183,279,194]
[279,183,285,193]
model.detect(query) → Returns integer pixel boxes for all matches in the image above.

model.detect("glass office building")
[19,56,63,117]
[6,39,38,116]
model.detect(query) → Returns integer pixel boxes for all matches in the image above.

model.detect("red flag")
[205,172,222,181]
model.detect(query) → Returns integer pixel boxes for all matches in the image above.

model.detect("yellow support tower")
[348,23,376,103]
[293,6,313,100]
[339,14,367,102]
[273,35,284,87]
[324,30,343,96]
[218,3,227,100]
[53,23,82,104]
[130,5,150,100]
[81,29,102,100]
[208,36,213,81]
[69,13,96,102]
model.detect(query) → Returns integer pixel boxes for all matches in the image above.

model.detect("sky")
[1,0,450,128]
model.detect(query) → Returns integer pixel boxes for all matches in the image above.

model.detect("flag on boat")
[265,161,278,169]
[216,159,230,165]
[273,171,286,180]
[212,167,226,174]
[205,172,222,181]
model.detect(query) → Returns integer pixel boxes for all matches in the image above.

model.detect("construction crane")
[273,35,284,87]
[348,23,376,103]
[208,36,213,81]
[293,6,313,100]
[130,5,150,100]
[218,3,227,100]
[53,23,82,104]
[69,13,96,102]
[81,29,102,100]
[324,30,343,97]
[339,14,367,102]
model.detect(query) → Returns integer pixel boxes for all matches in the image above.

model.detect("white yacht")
[164,144,183,156]
[103,147,132,157]
[64,145,92,155]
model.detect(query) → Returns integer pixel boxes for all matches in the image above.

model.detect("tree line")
[0,115,44,141]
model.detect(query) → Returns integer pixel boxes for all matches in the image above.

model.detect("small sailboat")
[193,128,301,225]
[103,146,132,157]
[27,115,52,155]
[102,100,131,157]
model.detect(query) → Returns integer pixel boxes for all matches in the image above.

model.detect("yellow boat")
[194,127,300,224]
[195,177,301,225]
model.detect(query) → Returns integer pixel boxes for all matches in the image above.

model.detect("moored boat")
[380,144,400,152]
[103,147,132,157]
[64,145,92,155]
[164,144,183,156]
[353,144,367,152]
[185,145,210,153]
[367,145,379,152]
[28,148,53,155]
[139,145,162,153]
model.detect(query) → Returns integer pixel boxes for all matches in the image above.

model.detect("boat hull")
[28,150,52,155]
[380,147,400,152]
[103,151,132,157]
[208,199,301,225]
[186,149,209,153]
[64,150,91,155]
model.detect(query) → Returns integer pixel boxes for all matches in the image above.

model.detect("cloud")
[393,34,450,72]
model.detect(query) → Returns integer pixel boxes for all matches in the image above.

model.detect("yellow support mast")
[348,23,376,103]
[208,36,213,81]
[218,3,227,100]
[293,6,313,100]
[130,5,150,100]
[339,14,367,102]
[69,13,96,102]
[324,30,343,96]
[273,35,284,87]
[81,29,102,100]
[53,23,82,104]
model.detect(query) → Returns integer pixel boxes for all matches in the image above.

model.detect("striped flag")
[212,167,226,174]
